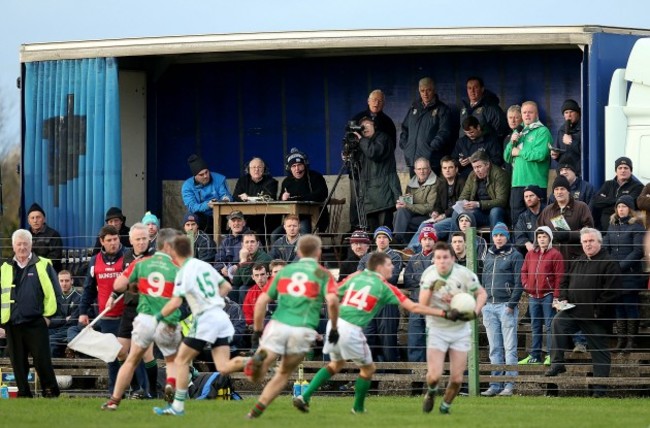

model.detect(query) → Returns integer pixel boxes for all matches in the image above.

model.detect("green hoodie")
[503,120,551,187]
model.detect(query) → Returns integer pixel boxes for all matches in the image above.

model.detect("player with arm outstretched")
[245,235,339,419]
[293,251,449,415]
[419,241,487,415]
[153,234,252,416]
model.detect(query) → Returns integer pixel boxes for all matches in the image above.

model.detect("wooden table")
[212,201,323,238]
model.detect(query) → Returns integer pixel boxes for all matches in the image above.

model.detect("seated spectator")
[519,227,564,365]
[27,203,63,272]
[403,226,437,362]
[548,162,595,205]
[457,213,488,264]
[457,150,510,230]
[48,270,81,357]
[181,154,232,233]
[514,185,547,256]
[269,215,300,262]
[141,211,160,253]
[338,230,371,282]
[480,223,523,397]
[223,297,247,357]
[230,231,272,304]
[93,207,131,254]
[452,116,503,178]
[393,157,439,246]
[550,99,582,172]
[182,213,216,263]
[603,195,645,352]
[233,157,279,238]
[242,263,273,327]
[636,181,650,212]
[591,157,644,230]
[214,210,250,280]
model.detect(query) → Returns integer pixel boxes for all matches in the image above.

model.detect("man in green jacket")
[504,100,551,225]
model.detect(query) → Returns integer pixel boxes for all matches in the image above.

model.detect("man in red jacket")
[242,264,271,326]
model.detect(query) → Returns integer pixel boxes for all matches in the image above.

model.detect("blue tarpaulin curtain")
[24,58,121,248]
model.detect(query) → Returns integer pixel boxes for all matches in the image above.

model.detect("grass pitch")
[1,394,648,428]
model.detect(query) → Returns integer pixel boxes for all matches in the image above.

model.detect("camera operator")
[346,117,401,233]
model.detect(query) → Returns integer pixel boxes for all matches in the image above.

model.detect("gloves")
[458,311,477,321]
[443,309,461,321]
[251,330,263,348]
[328,328,340,344]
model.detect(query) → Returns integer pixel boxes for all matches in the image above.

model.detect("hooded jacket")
[603,213,646,292]
[482,243,524,309]
[520,226,565,299]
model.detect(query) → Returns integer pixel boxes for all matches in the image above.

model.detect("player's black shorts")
[117,304,138,339]
[183,336,230,352]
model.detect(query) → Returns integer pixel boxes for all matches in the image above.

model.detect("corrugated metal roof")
[20,25,650,63]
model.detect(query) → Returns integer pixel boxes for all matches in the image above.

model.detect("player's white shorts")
[426,322,471,353]
[188,308,235,344]
[260,320,316,355]
[132,313,182,357]
[323,319,372,366]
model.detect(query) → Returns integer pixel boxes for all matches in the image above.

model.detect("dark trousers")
[5,318,60,397]
[99,318,122,394]
[364,304,400,362]
[550,311,611,379]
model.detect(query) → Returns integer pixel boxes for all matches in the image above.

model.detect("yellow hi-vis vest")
[1,257,57,324]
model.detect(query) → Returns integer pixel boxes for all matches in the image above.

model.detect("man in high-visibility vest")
[1,229,63,397]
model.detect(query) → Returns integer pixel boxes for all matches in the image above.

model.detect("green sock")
[302,367,333,402]
[427,384,438,396]
[353,377,372,412]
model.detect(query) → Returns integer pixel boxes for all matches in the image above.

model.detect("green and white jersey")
[126,252,181,324]
[174,257,227,315]
[420,263,480,330]
[265,258,337,329]
[338,269,407,328]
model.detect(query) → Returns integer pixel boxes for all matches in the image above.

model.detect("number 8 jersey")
[338,269,407,328]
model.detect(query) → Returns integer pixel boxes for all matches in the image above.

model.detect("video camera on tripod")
[342,120,364,158]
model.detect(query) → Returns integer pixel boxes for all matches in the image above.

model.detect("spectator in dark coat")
[338,230,370,282]
[602,195,646,352]
[548,162,595,206]
[514,185,546,256]
[452,116,503,178]
[26,203,63,272]
[591,157,644,230]
[48,270,81,357]
[92,207,131,254]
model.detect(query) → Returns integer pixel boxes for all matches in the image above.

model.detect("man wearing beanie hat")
[403,225,438,362]
[357,226,403,362]
[548,162,595,206]
[27,202,63,272]
[550,99,582,173]
[92,207,131,254]
[338,230,371,282]
[142,211,160,252]
[514,185,547,256]
[183,213,216,262]
[591,156,643,230]
[537,174,594,262]
[480,222,523,396]
[181,154,232,233]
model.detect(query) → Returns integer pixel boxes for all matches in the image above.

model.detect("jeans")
[393,208,427,245]
[363,304,400,362]
[482,302,519,391]
[616,293,640,319]
[469,207,506,229]
[407,289,426,362]
[528,294,555,359]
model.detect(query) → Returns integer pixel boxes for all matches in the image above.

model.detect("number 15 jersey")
[174,257,227,315]
[338,269,407,328]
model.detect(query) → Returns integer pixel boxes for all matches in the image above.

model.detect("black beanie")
[28,203,45,216]
[188,154,209,176]
[105,206,125,223]
[561,99,580,114]
[552,175,571,191]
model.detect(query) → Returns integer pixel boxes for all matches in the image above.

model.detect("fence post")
[465,226,479,397]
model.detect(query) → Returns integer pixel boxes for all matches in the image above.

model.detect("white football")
[56,375,73,390]
[450,292,476,313]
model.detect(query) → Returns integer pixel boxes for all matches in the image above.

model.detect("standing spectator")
[26,203,63,272]
[231,231,272,304]
[550,99,582,172]
[233,157,279,237]
[338,230,371,282]
[93,207,131,254]
[457,150,510,230]
[182,213,216,263]
[181,154,232,233]
[350,117,401,232]
[519,227,564,365]
[48,269,81,357]
[78,225,126,395]
[393,158,438,246]
[459,76,508,141]
[514,185,547,256]
[503,105,523,151]
[545,228,621,398]
[452,116,503,178]
[142,211,160,253]
[504,101,552,225]
[1,229,63,397]
[591,157,644,230]
[403,226,437,362]
[548,162,595,205]
[636,181,650,212]
[603,195,645,352]
[399,77,452,177]
[480,223,523,397]
[269,215,301,262]
[214,210,250,280]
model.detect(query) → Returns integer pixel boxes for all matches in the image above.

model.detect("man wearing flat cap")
[591,157,644,230]
[181,154,232,233]
[551,99,582,172]
[26,203,63,272]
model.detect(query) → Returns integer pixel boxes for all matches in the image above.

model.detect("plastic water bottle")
[293,380,301,397]
[0,385,8,399]
[301,380,309,396]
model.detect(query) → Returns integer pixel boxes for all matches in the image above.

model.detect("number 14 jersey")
[338,269,407,328]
